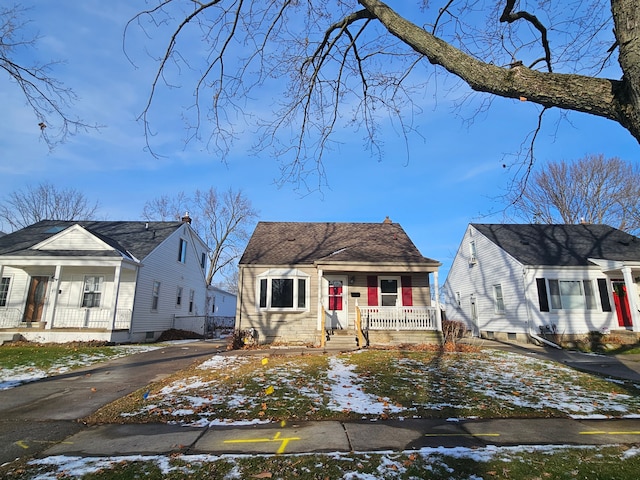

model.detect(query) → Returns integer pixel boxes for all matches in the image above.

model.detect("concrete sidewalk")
[41,417,640,458]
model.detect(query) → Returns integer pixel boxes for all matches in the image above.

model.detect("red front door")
[612,280,633,328]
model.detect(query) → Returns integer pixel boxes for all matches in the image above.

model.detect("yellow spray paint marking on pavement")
[580,431,640,435]
[15,441,29,449]
[223,431,301,454]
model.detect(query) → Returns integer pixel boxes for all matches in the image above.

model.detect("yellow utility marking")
[223,431,301,454]
[15,441,29,449]
[424,433,501,437]
[580,431,640,435]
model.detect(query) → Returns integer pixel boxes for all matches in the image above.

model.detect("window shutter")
[367,276,378,306]
[597,278,612,312]
[536,278,549,312]
[401,276,413,306]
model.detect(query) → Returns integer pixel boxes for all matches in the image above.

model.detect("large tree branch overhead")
[359,0,638,142]
[133,0,640,184]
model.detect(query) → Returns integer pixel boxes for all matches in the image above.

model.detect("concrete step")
[0,333,23,345]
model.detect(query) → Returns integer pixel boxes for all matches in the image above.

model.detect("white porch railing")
[0,309,23,328]
[53,308,132,329]
[358,306,438,330]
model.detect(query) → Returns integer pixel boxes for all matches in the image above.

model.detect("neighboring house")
[207,285,237,329]
[444,223,640,343]
[236,219,442,347]
[0,216,210,343]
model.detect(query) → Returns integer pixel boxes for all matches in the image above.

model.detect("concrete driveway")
[0,341,224,464]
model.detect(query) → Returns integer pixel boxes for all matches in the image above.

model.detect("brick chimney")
[383,216,392,224]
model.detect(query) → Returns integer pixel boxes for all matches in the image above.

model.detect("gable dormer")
[32,224,113,252]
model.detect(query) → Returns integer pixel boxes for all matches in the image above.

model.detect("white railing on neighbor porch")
[0,307,132,329]
[0,309,22,328]
[54,308,132,329]
[358,306,438,330]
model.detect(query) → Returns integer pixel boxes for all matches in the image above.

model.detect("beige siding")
[236,268,435,345]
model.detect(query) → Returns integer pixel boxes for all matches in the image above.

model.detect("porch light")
[349,276,355,285]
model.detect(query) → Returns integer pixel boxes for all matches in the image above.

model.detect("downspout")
[523,267,561,349]
[236,266,244,331]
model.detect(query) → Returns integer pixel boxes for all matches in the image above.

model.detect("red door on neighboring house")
[24,276,49,322]
[612,280,633,328]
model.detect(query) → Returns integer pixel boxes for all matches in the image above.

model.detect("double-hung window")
[152,281,161,311]
[178,239,187,263]
[0,277,10,307]
[380,278,399,306]
[82,276,103,308]
[493,284,505,313]
[258,270,309,311]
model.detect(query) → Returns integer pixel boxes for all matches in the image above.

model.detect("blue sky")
[1,1,638,281]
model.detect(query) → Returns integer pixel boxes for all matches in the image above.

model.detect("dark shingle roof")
[472,223,640,266]
[0,220,184,261]
[240,221,439,266]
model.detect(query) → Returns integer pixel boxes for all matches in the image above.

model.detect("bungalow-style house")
[0,216,210,343]
[444,223,640,343]
[235,219,442,347]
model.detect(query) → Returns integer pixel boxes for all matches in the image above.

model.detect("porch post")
[433,271,442,331]
[317,268,324,346]
[621,266,640,332]
[111,263,123,330]
[45,265,63,330]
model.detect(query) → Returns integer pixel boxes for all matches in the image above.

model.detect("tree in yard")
[142,188,258,286]
[0,182,100,232]
[508,154,640,233]
[1,4,97,148]
[128,1,640,183]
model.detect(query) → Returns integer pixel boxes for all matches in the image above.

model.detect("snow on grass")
[0,345,159,390]
[22,444,629,480]
[113,350,640,426]
[326,356,403,415]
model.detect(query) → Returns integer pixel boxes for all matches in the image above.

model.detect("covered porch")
[589,258,640,333]
[0,256,138,335]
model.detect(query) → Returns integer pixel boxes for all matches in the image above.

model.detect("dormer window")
[178,239,187,263]
[469,240,477,264]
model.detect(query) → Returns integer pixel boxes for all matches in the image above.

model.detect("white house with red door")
[235,219,442,348]
[443,223,640,343]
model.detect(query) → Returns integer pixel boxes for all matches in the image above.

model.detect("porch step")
[325,329,360,351]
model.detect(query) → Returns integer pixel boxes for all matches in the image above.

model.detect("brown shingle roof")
[239,222,439,266]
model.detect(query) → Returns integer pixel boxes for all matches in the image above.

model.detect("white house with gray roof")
[0,216,210,343]
[444,223,640,343]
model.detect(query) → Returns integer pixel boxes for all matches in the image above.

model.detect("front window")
[258,270,308,310]
[380,278,399,306]
[0,277,10,307]
[548,279,596,310]
[82,276,103,308]
[189,289,195,313]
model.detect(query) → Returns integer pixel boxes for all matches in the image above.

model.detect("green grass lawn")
[2,346,640,479]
